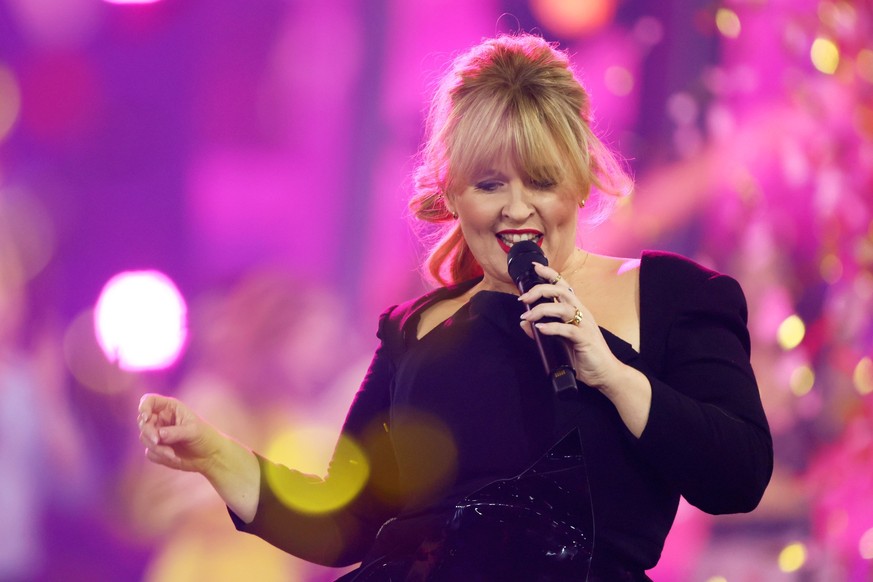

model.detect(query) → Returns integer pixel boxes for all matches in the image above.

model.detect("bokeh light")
[820,253,843,284]
[0,65,21,143]
[389,409,458,502]
[529,0,618,37]
[818,0,857,33]
[265,424,349,477]
[778,541,807,573]
[265,432,369,514]
[777,314,806,350]
[604,65,634,96]
[789,364,815,396]
[64,308,134,394]
[633,16,664,47]
[860,527,873,560]
[811,37,840,74]
[854,357,873,395]
[858,49,873,83]
[93,270,188,372]
[715,8,741,39]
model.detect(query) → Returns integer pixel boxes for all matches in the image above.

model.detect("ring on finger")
[550,274,563,285]
[565,308,584,326]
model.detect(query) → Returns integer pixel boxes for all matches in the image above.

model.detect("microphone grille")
[507,240,548,282]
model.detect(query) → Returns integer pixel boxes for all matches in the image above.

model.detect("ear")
[443,194,458,218]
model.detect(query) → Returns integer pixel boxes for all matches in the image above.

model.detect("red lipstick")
[495,229,544,253]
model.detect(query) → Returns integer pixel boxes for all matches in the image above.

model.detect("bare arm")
[138,393,261,522]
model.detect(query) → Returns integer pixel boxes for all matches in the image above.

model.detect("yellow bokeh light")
[715,8,741,38]
[0,64,22,143]
[777,314,806,350]
[265,429,369,514]
[820,254,843,284]
[705,577,728,582]
[854,357,873,396]
[859,527,873,560]
[604,66,634,96]
[789,365,815,396]
[389,410,458,500]
[811,37,840,74]
[778,541,807,573]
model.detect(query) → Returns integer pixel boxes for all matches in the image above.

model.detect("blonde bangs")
[444,91,586,198]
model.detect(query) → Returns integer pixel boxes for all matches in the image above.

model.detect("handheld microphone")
[507,240,578,395]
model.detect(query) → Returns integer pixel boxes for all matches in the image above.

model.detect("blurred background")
[0,0,871,580]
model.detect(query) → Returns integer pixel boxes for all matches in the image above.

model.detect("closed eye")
[474,180,503,192]
[529,178,557,190]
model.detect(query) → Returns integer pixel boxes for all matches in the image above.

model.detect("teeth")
[499,233,541,245]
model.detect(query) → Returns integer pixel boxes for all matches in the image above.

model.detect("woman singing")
[138,33,773,581]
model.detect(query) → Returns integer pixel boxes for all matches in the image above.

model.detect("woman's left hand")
[518,263,652,436]
[518,262,621,390]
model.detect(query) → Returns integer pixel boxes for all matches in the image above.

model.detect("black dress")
[230,251,773,580]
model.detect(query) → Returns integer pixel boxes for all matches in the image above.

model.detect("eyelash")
[473,179,557,192]
[474,181,502,192]
[530,179,557,190]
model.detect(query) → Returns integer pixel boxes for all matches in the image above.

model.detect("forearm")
[202,431,261,523]
[594,362,652,438]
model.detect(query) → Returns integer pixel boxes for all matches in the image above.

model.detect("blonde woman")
[139,34,772,581]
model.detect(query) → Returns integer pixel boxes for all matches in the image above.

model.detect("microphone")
[507,240,578,395]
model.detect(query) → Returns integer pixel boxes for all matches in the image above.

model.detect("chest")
[567,270,640,351]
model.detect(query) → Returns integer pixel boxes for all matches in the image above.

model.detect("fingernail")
[519,312,528,320]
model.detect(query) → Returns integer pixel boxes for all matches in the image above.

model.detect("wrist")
[593,364,652,438]
[588,357,632,394]
[197,425,231,478]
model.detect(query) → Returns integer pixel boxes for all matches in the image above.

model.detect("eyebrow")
[467,166,509,182]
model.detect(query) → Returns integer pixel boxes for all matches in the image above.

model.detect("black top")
[231,251,773,573]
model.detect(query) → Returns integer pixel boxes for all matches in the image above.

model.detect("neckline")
[411,277,483,342]
[407,252,652,352]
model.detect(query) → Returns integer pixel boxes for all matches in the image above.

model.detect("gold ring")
[550,274,563,285]
[565,308,583,326]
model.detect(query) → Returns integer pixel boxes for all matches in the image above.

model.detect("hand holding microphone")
[507,240,578,394]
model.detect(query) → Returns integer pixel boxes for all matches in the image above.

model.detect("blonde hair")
[410,33,632,286]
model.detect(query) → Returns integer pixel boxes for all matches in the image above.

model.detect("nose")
[502,183,535,223]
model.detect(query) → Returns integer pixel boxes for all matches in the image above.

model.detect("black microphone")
[507,240,578,395]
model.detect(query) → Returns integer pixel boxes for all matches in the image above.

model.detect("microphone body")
[507,241,578,394]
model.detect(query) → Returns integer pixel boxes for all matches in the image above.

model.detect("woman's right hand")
[138,393,223,475]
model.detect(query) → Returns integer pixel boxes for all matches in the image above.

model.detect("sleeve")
[228,307,403,567]
[635,273,774,515]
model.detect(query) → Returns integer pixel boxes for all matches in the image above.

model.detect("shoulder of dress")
[376,278,481,345]
[640,250,727,287]
[638,251,747,369]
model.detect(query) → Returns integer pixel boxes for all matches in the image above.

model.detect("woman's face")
[449,160,579,293]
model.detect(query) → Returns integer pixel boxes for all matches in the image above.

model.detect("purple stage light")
[103,0,162,4]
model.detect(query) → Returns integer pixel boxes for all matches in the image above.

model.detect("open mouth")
[496,231,543,253]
